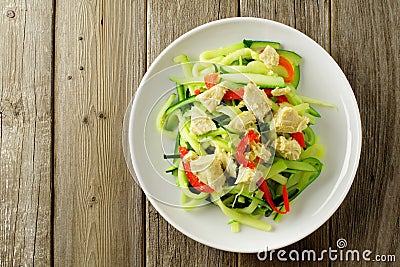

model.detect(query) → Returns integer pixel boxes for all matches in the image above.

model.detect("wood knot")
[91,196,96,202]
[13,98,24,117]
[82,116,89,124]
[98,112,106,119]
[6,10,15,19]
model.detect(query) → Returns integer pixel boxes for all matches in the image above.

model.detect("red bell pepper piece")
[222,87,244,100]
[264,88,289,103]
[282,184,290,212]
[263,88,273,98]
[194,89,201,95]
[257,179,290,214]
[276,95,289,103]
[204,73,219,89]
[279,57,294,83]
[291,132,306,148]
[178,147,214,193]
[235,130,260,169]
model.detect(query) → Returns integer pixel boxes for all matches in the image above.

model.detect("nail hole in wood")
[91,196,96,202]
[78,36,83,41]
[6,10,15,19]
[79,66,84,71]
[98,113,106,119]
[67,75,72,80]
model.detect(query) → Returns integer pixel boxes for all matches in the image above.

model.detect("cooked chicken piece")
[189,154,226,192]
[259,45,280,68]
[189,154,213,173]
[215,147,237,178]
[273,106,309,133]
[271,86,291,96]
[195,82,228,112]
[245,141,272,162]
[275,135,302,160]
[227,111,256,132]
[183,150,199,162]
[189,106,216,135]
[243,82,271,123]
[235,165,256,184]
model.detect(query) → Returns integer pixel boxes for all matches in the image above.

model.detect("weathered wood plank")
[294,0,330,52]
[0,1,53,266]
[146,1,239,266]
[239,0,331,266]
[53,0,146,266]
[240,0,296,26]
[330,0,400,265]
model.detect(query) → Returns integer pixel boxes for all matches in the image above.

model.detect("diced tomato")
[204,73,219,89]
[223,87,244,100]
[194,89,201,95]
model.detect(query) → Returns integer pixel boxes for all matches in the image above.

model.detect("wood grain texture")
[53,0,146,266]
[240,0,296,27]
[239,1,331,265]
[146,1,239,266]
[330,0,400,266]
[0,1,53,266]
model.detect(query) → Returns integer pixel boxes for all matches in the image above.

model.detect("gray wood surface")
[0,0,399,266]
[0,1,53,266]
[330,1,400,266]
[53,0,145,266]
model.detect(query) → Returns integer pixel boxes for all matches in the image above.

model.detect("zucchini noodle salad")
[156,39,335,232]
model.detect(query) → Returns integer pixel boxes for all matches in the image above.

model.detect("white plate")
[128,17,361,253]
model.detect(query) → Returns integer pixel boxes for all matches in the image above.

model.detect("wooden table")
[1,0,399,266]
